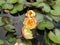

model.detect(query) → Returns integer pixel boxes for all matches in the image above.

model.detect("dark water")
[0,12,60,45]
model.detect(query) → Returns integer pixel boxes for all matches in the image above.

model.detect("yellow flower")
[23,17,37,29]
[26,10,36,18]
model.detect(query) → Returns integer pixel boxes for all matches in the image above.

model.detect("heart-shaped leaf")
[48,29,60,44]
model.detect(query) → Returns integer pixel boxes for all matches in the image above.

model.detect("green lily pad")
[50,5,60,16]
[37,3,51,13]
[35,10,44,22]
[0,39,4,44]
[37,0,43,2]
[0,0,5,6]
[0,17,5,26]
[55,29,60,41]
[2,3,13,10]
[37,20,54,30]
[50,15,60,22]
[55,0,60,6]
[10,4,24,14]
[7,0,18,4]
[18,0,26,3]
[48,29,60,44]
[4,24,15,32]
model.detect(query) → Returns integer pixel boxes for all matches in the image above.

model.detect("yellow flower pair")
[23,10,37,29]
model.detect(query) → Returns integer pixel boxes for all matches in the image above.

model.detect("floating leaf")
[18,0,26,3]
[37,0,43,2]
[7,0,18,4]
[14,4,24,11]
[48,29,60,44]
[55,29,60,41]
[44,34,52,45]
[31,2,39,7]
[2,16,13,24]
[35,10,44,22]
[10,8,17,14]
[4,24,15,32]
[10,4,24,14]
[0,39,4,44]
[37,3,51,13]
[7,35,16,43]
[55,0,60,6]
[50,5,60,16]
[37,20,54,30]
[50,15,60,22]
[0,17,5,26]
[0,0,5,6]
[2,3,13,10]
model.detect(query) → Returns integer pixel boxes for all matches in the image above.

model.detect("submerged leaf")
[2,16,13,24]
[4,24,15,32]
[0,17,5,26]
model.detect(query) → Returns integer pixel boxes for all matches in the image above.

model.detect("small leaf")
[7,0,18,4]
[4,24,15,32]
[2,3,13,10]
[0,17,5,26]
[0,39,4,44]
